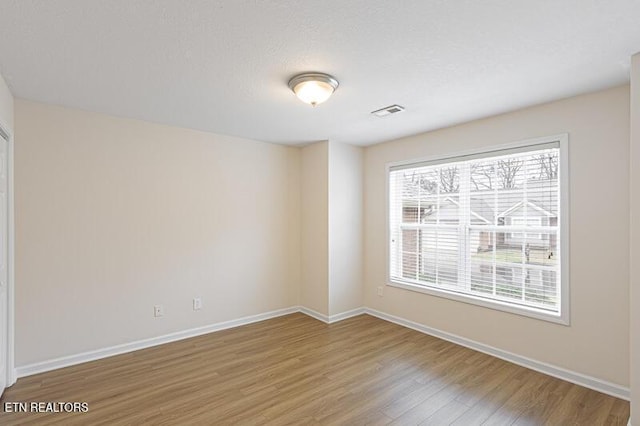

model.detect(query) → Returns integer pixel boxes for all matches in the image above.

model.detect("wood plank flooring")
[0,313,630,425]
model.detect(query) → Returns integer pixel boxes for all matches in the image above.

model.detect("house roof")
[402,178,558,223]
[497,201,555,218]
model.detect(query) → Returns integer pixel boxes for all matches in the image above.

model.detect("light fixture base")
[288,72,339,106]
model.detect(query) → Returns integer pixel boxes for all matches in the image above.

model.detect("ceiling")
[0,1,639,146]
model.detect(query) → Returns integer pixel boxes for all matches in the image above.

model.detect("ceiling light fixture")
[288,72,339,107]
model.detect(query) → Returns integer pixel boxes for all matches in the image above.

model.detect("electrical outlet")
[193,297,202,311]
[154,304,164,317]
[377,286,384,297]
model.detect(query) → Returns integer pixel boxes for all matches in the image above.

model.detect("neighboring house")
[399,177,558,281]
[497,200,557,248]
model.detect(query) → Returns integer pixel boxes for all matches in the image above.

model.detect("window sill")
[387,279,569,326]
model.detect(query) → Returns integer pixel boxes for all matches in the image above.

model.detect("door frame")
[0,120,14,387]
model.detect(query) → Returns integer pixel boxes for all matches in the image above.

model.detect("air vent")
[371,104,405,118]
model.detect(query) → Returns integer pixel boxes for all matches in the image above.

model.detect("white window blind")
[389,142,563,316]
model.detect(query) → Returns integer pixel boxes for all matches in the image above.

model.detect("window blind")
[389,143,561,314]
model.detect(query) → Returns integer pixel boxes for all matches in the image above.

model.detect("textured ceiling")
[0,0,639,146]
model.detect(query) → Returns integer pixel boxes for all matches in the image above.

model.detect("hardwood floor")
[0,313,629,425]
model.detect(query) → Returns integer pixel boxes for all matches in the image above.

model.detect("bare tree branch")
[440,167,459,193]
[497,159,523,189]
[471,164,494,190]
[409,172,437,193]
[536,154,558,180]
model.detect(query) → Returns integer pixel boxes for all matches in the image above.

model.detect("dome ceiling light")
[288,72,339,107]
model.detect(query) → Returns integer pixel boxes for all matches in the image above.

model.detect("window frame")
[385,134,570,325]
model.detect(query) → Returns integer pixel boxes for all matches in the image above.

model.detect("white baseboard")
[15,306,299,378]
[364,308,630,401]
[298,306,366,323]
[13,304,631,403]
[8,366,17,386]
[329,307,366,323]
[298,306,330,323]
[16,305,365,378]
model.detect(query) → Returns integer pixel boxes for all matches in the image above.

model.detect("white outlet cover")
[154,304,164,317]
[193,298,202,310]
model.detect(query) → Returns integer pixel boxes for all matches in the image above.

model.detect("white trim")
[0,121,14,388]
[387,134,564,171]
[12,306,365,382]
[328,307,366,323]
[364,308,629,401]
[298,306,330,323]
[7,126,14,387]
[558,133,571,325]
[15,306,367,378]
[12,305,627,402]
[387,280,566,325]
[16,307,299,378]
[385,133,570,325]
[298,306,366,324]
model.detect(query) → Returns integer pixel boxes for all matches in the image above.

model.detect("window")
[509,217,542,240]
[388,135,568,323]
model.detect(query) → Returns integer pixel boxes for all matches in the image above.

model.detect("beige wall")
[630,53,640,424]
[301,141,329,315]
[364,85,630,386]
[14,100,301,366]
[328,141,363,316]
[0,74,13,133]
[11,83,633,392]
[301,140,364,317]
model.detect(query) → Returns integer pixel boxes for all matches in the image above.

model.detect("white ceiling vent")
[371,104,405,118]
